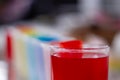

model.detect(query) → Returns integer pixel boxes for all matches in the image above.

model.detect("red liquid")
[51,52,108,80]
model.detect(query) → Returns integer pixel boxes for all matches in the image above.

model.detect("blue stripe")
[34,43,46,80]
[26,40,39,80]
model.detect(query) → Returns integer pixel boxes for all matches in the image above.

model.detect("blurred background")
[0,0,120,80]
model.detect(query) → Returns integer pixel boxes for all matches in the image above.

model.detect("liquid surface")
[51,52,108,80]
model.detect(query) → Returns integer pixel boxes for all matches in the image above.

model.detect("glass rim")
[50,44,110,58]
[50,44,109,50]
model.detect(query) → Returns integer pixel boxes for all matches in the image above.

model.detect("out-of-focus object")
[70,23,118,46]
[103,0,120,19]
[0,61,7,80]
[0,0,78,24]
[109,32,120,71]
[110,56,120,71]
[55,0,102,34]
[0,28,6,60]
[112,32,120,57]
[84,34,107,45]
[6,25,73,80]
[102,0,120,29]
[80,0,101,19]
[0,0,33,23]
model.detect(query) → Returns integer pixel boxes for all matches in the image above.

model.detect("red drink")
[51,52,108,80]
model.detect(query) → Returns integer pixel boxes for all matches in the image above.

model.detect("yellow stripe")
[14,37,29,79]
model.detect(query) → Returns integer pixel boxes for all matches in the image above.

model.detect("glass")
[51,44,109,80]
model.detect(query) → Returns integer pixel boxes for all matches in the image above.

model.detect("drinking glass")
[51,44,109,80]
